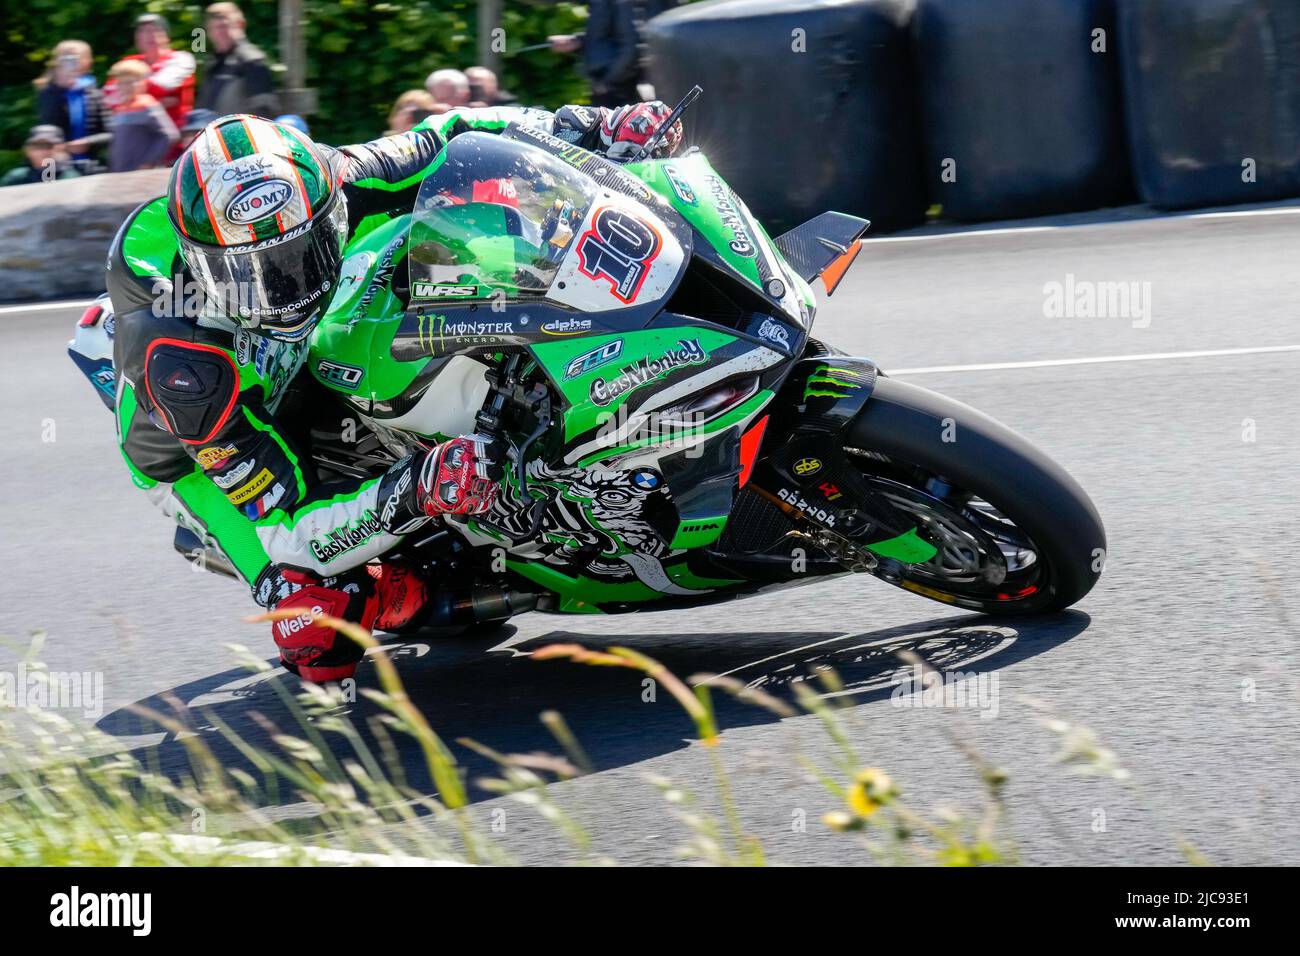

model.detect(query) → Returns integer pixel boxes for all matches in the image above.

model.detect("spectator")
[35,40,111,169]
[425,69,470,108]
[465,66,516,107]
[551,1,678,107]
[386,89,438,135]
[195,2,280,117]
[105,14,196,142]
[178,108,218,151]
[0,125,81,187]
[106,60,179,172]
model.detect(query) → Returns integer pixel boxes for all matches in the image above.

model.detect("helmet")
[167,114,346,342]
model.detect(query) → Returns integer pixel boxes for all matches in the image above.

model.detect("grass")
[0,612,1204,866]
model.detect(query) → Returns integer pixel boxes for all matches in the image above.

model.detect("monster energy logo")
[309,512,383,562]
[803,364,862,400]
[416,312,515,352]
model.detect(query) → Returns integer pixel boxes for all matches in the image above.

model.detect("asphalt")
[1,202,1298,865]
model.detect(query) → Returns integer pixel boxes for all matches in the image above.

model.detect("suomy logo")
[226,179,294,224]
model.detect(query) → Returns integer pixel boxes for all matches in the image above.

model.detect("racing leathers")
[106,104,675,681]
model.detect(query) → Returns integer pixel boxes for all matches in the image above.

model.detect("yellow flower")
[846,768,896,817]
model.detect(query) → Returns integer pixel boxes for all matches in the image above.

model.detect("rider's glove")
[416,435,500,517]
[600,101,684,161]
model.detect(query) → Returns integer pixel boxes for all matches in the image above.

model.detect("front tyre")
[845,376,1105,614]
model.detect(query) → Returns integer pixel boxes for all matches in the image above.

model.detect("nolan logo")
[227,179,294,224]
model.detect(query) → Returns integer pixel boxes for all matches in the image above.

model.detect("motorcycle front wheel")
[845,376,1106,614]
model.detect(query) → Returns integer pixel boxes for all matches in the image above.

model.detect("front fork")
[738,355,938,568]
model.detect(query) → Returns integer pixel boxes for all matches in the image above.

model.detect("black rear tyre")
[845,376,1105,613]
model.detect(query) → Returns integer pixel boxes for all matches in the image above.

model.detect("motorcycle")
[70,92,1105,629]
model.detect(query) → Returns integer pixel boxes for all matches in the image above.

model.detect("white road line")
[0,299,94,316]
[890,344,1300,376]
[866,203,1300,244]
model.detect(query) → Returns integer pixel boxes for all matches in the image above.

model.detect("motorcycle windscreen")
[407,132,596,302]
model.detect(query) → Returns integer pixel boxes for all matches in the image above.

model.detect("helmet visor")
[180,194,346,341]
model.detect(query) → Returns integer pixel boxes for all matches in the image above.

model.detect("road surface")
[2,202,1298,865]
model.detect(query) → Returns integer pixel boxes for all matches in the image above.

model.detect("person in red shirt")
[104,14,195,159]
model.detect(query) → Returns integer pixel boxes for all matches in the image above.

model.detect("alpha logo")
[803,364,862,401]
[793,457,823,476]
[211,458,254,489]
[310,512,383,562]
[632,469,661,490]
[197,443,239,469]
[576,206,663,303]
[589,338,707,407]
[317,360,363,390]
[663,164,698,205]
[542,317,593,336]
[226,179,294,224]
[564,339,623,379]
[411,282,480,299]
[226,467,274,505]
[756,316,791,350]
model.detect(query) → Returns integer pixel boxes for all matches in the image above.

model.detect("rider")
[106,103,683,682]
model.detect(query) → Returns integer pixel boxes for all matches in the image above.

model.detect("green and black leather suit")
[106,106,612,606]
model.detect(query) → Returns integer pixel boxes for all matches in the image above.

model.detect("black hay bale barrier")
[646,0,927,234]
[1118,0,1300,209]
[912,0,1131,222]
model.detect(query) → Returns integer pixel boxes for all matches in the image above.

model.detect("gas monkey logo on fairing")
[1042,273,1152,328]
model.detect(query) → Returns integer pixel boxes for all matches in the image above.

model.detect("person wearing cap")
[0,126,82,187]
[35,40,112,168]
[195,3,280,117]
[106,59,179,172]
[104,13,196,153]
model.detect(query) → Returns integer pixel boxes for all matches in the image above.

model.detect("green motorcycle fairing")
[303,132,873,613]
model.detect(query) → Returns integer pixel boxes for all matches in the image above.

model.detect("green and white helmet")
[167,114,347,341]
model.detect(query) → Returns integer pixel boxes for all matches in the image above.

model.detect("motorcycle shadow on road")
[95,610,1090,808]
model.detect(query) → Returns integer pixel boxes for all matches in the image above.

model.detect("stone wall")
[0,170,169,302]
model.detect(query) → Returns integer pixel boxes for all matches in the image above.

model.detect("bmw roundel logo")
[632,470,660,490]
